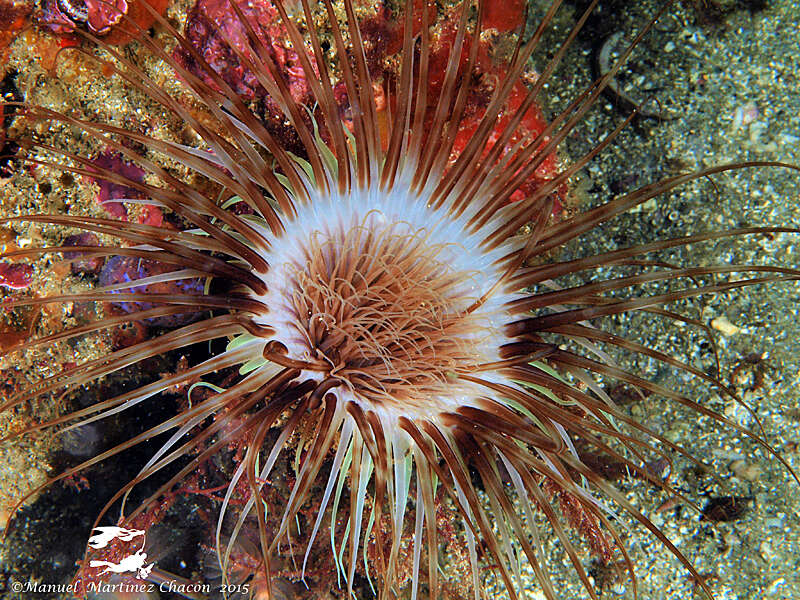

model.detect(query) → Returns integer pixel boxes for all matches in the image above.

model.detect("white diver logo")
[87,526,154,580]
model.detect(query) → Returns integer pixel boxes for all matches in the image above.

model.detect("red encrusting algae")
[395,2,565,210]
[0,262,33,289]
[484,0,526,32]
[353,0,565,210]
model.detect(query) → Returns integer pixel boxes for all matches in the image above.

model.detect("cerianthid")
[0,1,798,599]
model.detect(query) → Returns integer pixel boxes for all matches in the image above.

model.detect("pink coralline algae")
[42,0,128,36]
[0,262,33,289]
[176,0,316,102]
[175,0,318,154]
[40,0,169,45]
[83,0,128,34]
[86,151,165,226]
[87,151,145,219]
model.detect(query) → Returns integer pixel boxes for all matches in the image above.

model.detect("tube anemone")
[1,1,799,599]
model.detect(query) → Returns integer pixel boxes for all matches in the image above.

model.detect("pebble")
[766,578,787,597]
[730,459,763,481]
[760,541,776,562]
[711,315,741,336]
